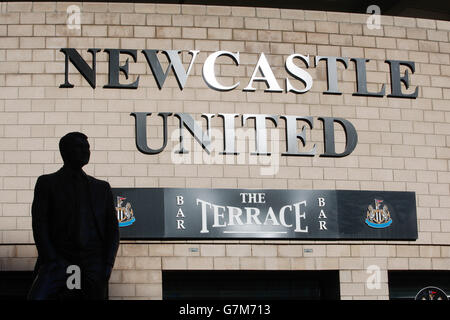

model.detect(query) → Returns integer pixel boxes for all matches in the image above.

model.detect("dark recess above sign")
[36,0,450,21]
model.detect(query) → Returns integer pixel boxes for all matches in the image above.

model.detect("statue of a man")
[28,132,119,300]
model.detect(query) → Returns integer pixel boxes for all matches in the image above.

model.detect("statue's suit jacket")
[31,168,119,272]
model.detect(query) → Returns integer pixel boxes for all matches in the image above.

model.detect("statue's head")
[59,132,90,170]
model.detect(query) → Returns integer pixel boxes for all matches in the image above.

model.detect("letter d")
[319,117,358,157]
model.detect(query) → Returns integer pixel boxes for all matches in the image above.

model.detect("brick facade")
[0,2,449,299]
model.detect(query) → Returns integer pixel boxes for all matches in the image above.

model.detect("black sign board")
[112,188,417,240]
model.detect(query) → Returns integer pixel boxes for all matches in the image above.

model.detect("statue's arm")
[104,183,119,275]
[31,176,58,263]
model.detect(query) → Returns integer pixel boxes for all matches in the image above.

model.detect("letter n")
[60,48,100,89]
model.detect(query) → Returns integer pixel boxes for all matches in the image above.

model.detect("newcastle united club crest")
[415,287,448,300]
[365,199,392,228]
[116,196,135,227]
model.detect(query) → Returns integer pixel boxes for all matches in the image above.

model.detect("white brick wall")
[0,2,449,300]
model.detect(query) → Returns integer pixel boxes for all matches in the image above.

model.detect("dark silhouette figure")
[28,132,119,300]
